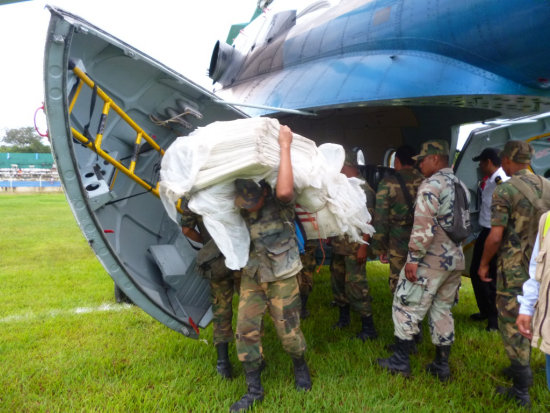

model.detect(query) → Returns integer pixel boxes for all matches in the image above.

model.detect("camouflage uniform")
[236,187,306,371]
[394,167,465,345]
[330,181,375,317]
[491,168,550,366]
[297,241,317,296]
[371,167,424,293]
[180,201,238,346]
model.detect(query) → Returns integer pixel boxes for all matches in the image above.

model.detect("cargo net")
[159,117,374,270]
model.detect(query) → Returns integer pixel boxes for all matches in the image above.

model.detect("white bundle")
[187,182,250,269]
[159,117,374,270]
[159,118,319,221]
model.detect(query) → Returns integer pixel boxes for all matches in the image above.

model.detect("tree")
[0,127,50,153]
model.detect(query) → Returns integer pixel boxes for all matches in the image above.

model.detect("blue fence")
[0,180,61,188]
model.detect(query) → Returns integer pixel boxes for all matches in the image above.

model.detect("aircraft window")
[356,149,365,166]
[383,148,396,168]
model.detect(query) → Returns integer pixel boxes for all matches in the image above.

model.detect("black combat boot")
[229,368,264,412]
[292,356,312,391]
[496,361,532,407]
[333,304,350,328]
[377,337,414,377]
[300,294,310,320]
[501,364,513,379]
[425,345,451,382]
[215,342,233,379]
[356,315,378,341]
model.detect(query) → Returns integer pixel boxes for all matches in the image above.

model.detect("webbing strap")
[394,171,414,216]
[544,213,550,238]
[83,83,98,142]
[509,175,543,209]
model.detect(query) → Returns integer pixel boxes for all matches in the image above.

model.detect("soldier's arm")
[276,125,294,203]
[180,199,203,243]
[479,186,509,281]
[365,181,376,217]
[478,226,503,282]
[371,179,391,254]
[182,227,203,243]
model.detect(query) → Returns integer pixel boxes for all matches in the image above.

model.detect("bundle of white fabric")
[159,117,373,270]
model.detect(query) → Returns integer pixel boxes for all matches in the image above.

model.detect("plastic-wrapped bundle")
[159,117,374,270]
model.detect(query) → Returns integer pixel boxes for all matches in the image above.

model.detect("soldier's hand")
[379,254,389,264]
[478,264,492,282]
[405,263,418,282]
[278,125,293,148]
[356,244,367,264]
[516,314,533,339]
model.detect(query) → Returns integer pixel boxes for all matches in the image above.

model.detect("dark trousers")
[469,227,497,319]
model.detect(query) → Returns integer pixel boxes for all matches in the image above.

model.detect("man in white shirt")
[469,148,508,331]
[517,211,550,392]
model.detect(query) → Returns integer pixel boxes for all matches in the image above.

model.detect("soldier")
[329,151,377,341]
[378,140,466,382]
[371,145,424,294]
[180,201,238,380]
[230,125,311,412]
[469,148,508,331]
[479,140,550,407]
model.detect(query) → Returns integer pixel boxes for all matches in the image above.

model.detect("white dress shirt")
[518,233,541,316]
[479,166,508,229]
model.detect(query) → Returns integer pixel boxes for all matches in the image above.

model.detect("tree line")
[0,127,51,153]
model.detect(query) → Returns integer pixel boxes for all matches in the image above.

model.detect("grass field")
[1,193,549,412]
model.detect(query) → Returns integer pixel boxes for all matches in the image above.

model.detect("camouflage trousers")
[496,290,531,366]
[210,270,240,345]
[388,253,407,294]
[330,254,372,317]
[297,245,317,296]
[235,272,306,371]
[393,266,461,345]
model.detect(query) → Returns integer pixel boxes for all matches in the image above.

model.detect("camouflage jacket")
[180,199,227,278]
[371,167,424,258]
[407,168,465,271]
[491,169,550,292]
[331,180,374,256]
[240,189,302,283]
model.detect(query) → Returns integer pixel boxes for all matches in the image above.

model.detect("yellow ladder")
[68,66,184,212]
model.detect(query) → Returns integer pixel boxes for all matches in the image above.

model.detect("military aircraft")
[43,1,550,339]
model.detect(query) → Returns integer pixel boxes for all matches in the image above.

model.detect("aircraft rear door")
[44,6,247,339]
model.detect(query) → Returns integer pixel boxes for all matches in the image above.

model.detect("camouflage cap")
[234,179,263,209]
[412,140,450,161]
[499,140,534,164]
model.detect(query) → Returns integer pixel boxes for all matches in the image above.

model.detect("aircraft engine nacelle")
[208,40,244,87]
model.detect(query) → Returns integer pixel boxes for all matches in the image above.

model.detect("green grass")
[1,193,549,412]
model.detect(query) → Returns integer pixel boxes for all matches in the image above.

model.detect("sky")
[0,0,477,147]
[0,0,258,133]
